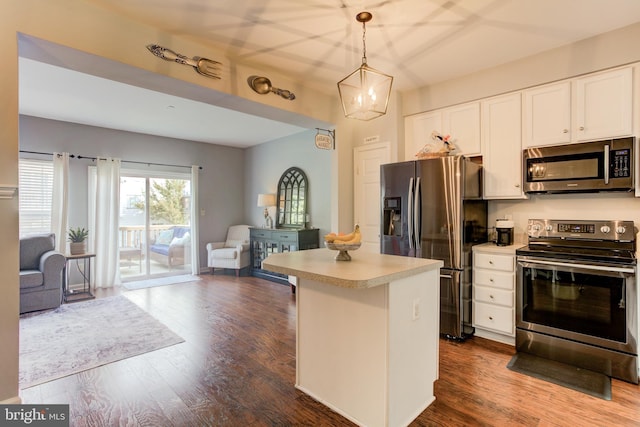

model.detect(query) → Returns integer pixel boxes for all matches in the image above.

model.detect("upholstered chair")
[19,233,66,314]
[206,225,251,276]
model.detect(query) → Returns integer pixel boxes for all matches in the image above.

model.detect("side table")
[63,253,96,302]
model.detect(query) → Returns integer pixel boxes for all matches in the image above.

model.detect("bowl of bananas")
[324,225,361,261]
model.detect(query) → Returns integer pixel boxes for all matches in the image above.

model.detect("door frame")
[353,141,392,254]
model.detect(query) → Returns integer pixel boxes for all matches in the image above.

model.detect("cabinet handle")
[515,184,520,188]
[579,126,585,131]
[489,278,494,282]
[563,129,569,133]
[489,260,493,265]
[489,295,494,299]
[489,316,494,320]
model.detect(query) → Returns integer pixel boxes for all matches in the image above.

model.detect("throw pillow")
[156,229,174,245]
[170,232,190,246]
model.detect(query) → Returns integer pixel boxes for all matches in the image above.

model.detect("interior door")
[354,142,391,253]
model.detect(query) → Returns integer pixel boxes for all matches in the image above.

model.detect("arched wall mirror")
[276,167,308,229]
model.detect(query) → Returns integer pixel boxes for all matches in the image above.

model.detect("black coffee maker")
[496,219,514,246]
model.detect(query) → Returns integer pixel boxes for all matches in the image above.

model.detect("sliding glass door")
[119,171,191,280]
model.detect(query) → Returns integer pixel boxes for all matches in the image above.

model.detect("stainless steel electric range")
[515,219,638,384]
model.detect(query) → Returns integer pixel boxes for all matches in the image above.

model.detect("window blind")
[19,158,53,237]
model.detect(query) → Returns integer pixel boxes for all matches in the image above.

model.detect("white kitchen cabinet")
[472,243,522,345]
[523,81,571,148]
[405,102,481,160]
[575,67,632,142]
[442,101,481,156]
[522,67,632,148]
[481,92,524,199]
[404,111,441,160]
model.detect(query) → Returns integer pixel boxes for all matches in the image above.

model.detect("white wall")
[403,22,640,115]
[490,193,640,245]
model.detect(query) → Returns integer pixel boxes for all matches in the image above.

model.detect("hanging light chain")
[361,20,367,64]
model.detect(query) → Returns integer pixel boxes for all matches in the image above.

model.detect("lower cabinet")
[249,227,319,285]
[472,242,523,345]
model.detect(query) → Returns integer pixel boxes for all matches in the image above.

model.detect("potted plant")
[68,227,89,255]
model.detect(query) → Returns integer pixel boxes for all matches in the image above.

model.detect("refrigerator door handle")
[414,177,421,249]
[407,177,414,249]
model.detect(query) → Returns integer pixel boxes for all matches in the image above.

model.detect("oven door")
[517,256,637,355]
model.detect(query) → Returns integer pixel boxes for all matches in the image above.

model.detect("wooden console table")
[249,227,319,286]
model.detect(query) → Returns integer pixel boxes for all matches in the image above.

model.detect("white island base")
[263,248,443,427]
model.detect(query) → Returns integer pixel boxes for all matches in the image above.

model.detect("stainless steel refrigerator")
[381,156,487,339]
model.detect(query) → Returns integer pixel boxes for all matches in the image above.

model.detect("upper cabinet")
[574,67,632,142]
[523,82,571,147]
[442,102,481,156]
[523,67,632,148]
[482,92,524,199]
[404,101,481,160]
[405,111,441,160]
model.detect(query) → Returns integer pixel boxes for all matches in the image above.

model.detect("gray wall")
[244,129,332,240]
[19,115,246,270]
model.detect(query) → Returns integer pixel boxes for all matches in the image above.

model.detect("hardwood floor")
[20,274,640,426]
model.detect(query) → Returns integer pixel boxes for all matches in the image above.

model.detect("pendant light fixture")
[337,11,393,121]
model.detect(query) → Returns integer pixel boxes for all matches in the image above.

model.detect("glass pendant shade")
[338,62,393,121]
[337,11,393,121]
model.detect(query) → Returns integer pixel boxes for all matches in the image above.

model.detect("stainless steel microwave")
[523,137,634,194]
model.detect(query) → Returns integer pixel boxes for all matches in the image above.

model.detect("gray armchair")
[19,233,66,314]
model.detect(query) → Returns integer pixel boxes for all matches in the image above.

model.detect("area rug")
[19,295,184,389]
[507,352,611,400]
[122,274,200,290]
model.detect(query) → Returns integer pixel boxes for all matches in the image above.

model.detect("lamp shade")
[257,193,276,207]
[338,63,393,121]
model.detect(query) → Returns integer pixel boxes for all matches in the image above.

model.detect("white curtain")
[89,158,121,288]
[190,165,200,275]
[51,152,69,253]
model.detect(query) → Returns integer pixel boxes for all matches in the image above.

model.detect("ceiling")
[18,0,640,148]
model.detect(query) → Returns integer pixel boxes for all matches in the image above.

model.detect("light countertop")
[473,241,525,254]
[262,248,443,289]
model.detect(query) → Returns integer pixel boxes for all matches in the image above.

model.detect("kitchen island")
[263,248,443,427]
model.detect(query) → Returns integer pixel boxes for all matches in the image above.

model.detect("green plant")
[68,227,89,243]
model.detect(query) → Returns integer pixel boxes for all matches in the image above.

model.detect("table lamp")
[257,193,276,228]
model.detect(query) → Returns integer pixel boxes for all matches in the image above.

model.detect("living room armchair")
[206,225,251,276]
[19,233,66,314]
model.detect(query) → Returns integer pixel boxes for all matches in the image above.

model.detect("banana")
[332,231,355,242]
[332,225,361,244]
[324,232,337,242]
[335,233,361,245]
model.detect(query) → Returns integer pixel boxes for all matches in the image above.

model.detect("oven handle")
[517,257,636,275]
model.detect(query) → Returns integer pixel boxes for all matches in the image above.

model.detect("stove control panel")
[527,219,635,241]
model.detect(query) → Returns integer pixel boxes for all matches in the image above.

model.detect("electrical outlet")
[412,298,421,320]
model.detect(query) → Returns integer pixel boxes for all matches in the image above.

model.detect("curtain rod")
[19,150,202,170]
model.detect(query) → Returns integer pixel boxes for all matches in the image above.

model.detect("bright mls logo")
[1,405,69,426]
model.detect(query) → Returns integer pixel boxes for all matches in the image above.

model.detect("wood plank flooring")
[20,274,640,426]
